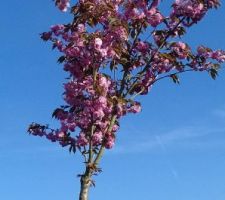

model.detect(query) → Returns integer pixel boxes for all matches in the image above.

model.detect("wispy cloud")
[110,123,224,181]
[111,125,225,154]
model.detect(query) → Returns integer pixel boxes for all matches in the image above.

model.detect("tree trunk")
[79,173,91,200]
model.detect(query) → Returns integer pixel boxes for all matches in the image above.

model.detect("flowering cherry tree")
[28,0,225,200]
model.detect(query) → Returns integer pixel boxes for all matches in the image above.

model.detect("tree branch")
[93,115,117,165]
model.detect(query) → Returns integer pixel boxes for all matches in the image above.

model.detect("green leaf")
[130,28,137,39]
[209,68,218,80]
[69,145,76,154]
[170,74,180,84]
[52,108,63,118]
[109,60,116,71]
[58,56,65,63]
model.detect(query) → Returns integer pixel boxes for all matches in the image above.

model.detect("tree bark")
[79,173,91,200]
[78,116,116,200]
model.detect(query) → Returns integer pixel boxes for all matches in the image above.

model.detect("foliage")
[28,0,225,199]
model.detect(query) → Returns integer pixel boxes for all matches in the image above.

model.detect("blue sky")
[1,1,225,200]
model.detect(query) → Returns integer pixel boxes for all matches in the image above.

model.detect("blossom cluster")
[29,0,224,154]
[172,0,220,25]
[55,0,70,12]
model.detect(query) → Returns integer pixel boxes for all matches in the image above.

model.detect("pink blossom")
[207,0,220,8]
[112,124,119,132]
[77,24,85,33]
[31,0,224,156]
[99,48,108,57]
[172,0,206,22]
[51,24,65,36]
[56,0,70,12]
[58,132,66,138]
[136,41,149,54]
[98,76,111,95]
[171,42,189,59]
[94,38,103,50]
[211,50,225,62]
[129,103,142,113]
[197,46,212,58]
[104,136,115,149]
[93,109,105,120]
[116,103,124,117]
[114,26,128,41]
[41,32,52,41]
[92,131,103,145]
[77,133,88,146]
[107,48,116,58]
[46,133,57,142]
[146,10,164,27]
[96,96,108,107]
